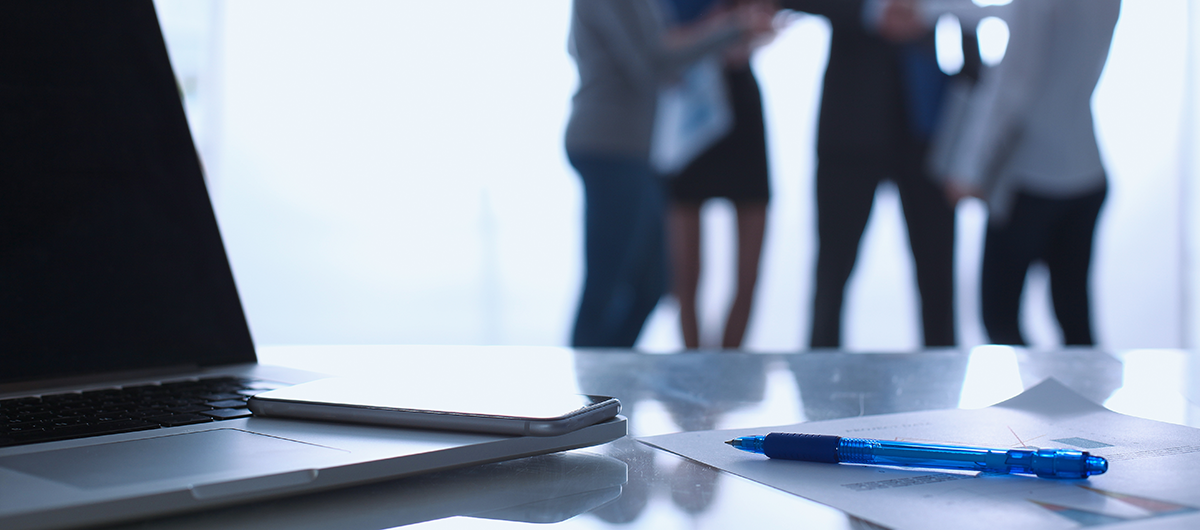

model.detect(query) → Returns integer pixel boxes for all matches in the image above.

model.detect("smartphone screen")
[248,377,620,436]
[258,378,607,419]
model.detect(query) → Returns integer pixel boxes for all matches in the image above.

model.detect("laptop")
[0,3,625,529]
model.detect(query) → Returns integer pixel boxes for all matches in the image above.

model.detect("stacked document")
[641,379,1200,529]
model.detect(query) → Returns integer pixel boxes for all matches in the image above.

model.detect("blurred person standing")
[662,0,774,349]
[565,0,774,347]
[778,0,979,348]
[941,0,1122,346]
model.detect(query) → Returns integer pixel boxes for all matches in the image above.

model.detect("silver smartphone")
[247,377,621,436]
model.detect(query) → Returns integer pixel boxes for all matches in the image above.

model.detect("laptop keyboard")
[0,376,284,448]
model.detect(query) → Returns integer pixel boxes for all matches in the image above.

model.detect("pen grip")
[764,433,840,463]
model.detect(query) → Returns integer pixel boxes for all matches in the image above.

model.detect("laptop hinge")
[0,365,205,398]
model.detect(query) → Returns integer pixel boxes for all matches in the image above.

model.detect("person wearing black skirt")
[565,0,772,348]
[666,45,771,349]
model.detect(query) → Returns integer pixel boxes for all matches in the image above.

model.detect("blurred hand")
[945,180,982,203]
[878,0,927,43]
[714,0,778,63]
[733,1,778,40]
[677,1,780,64]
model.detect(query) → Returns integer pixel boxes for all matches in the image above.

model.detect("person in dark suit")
[779,0,979,348]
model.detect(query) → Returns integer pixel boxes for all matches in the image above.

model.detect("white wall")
[154,0,1192,351]
[1189,0,1200,348]
[1089,0,1189,349]
[1186,0,1199,427]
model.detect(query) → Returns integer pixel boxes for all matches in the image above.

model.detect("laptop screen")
[0,2,256,384]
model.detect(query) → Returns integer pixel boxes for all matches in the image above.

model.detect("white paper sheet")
[640,379,1200,529]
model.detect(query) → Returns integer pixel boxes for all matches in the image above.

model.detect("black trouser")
[809,162,956,348]
[980,184,1107,346]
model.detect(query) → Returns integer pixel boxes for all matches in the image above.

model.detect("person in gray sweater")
[941,0,1122,345]
[564,0,772,347]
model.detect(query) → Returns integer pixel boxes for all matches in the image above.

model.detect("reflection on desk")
[105,451,625,530]
[231,345,1199,529]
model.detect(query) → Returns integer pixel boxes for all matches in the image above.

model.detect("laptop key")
[167,404,215,414]
[201,408,254,420]
[146,413,213,427]
[201,393,245,401]
[1,376,269,446]
[237,388,271,396]
[4,422,48,434]
[45,417,88,428]
[16,412,55,422]
[2,420,160,447]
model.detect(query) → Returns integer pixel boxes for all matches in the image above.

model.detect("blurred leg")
[723,201,767,348]
[616,178,669,346]
[570,153,667,347]
[896,171,957,347]
[1044,185,1106,346]
[810,165,879,348]
[669,203,703,349]
[980,192,1052,346]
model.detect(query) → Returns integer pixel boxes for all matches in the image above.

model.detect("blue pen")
[726,433,1108,479]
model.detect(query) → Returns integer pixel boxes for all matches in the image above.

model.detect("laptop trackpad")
[0,428,346,490]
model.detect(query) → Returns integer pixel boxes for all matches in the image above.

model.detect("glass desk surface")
[106,346,1200,530]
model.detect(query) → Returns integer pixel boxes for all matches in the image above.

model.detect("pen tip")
[724,439,736,446]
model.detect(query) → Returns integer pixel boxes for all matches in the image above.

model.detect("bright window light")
[935,14,965,75]
[959,345,1024,408]
[977,16,1010,66]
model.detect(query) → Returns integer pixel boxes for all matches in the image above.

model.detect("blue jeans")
[569,151,668,348]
